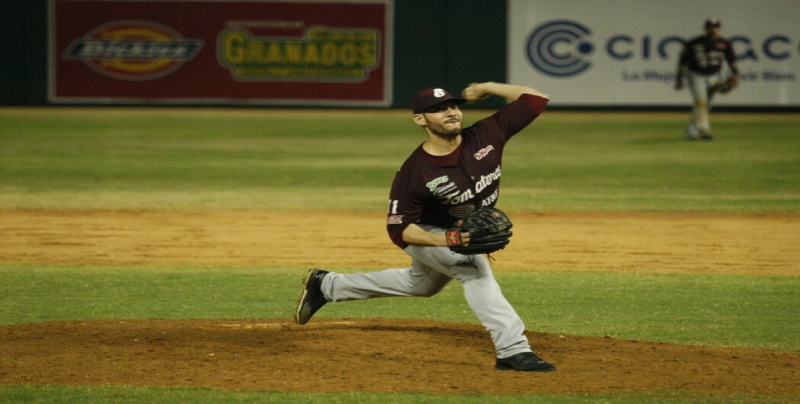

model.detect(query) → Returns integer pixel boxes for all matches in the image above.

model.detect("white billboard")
[508,0,799,107]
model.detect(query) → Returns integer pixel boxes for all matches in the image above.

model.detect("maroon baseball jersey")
[679,35,736,75]
[386,94,548,249]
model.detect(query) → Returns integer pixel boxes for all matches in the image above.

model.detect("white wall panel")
[508,0,799,106]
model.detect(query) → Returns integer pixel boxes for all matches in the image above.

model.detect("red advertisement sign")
[49,0,393,106]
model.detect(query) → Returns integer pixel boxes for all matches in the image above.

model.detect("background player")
[674,18,739,140]
[295,82,556,372]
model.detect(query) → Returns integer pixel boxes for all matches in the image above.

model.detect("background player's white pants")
[319,227,532,359]
[686,72,718,138]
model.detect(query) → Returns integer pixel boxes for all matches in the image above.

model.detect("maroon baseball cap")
[411,88,466,114]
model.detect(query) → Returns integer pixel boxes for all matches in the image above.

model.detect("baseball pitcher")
[295,82,556,372]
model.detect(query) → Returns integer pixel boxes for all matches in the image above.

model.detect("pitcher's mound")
[1,318,797,396]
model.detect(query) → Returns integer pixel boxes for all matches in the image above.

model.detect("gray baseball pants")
[318,226,532,359]
[686,71,719,137]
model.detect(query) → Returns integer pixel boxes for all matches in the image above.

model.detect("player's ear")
[412,113,427,127]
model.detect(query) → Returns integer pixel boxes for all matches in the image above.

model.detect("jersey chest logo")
[474,145,495,160]
[426,175,449,191]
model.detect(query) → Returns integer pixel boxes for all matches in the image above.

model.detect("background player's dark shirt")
[386,94,548,249]
[679,35,736,76]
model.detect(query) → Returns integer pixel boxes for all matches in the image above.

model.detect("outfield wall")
[1,0,797,110]
[1,0,508,109]
[509,0,800,108]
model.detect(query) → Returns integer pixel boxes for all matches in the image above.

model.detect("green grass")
[502,114,800,211]
[1,385,791,404]
[1,264,797,352]
[1,109,798,211]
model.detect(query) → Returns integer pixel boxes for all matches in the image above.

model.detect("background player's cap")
[705,18,721,28]
[411,88,466,114]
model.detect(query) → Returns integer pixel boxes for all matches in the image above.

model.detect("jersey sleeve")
[678,40,691,66]
[386,161,424,249]
[676,39,693,79]
[465,94,547,144]
[521,93,548,115]
[724,39,738,71]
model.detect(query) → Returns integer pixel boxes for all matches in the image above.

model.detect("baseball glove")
[712,75,739,94]
[446,207,513,255]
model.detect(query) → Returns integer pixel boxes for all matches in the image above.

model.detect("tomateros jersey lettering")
[476,166,501,193]
[386,94,548,249]
[680,35,736,75]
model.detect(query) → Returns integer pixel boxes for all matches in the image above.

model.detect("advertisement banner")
[508,0,799,107]
[49,0,393,106]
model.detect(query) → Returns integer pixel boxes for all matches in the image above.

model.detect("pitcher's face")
[416,102,463,138]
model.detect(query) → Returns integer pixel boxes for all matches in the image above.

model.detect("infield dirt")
[1,210,798,396]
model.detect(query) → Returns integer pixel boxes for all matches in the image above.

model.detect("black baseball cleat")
[294,268,329,325]
[495,352,557,372]
[699,130,714,141]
